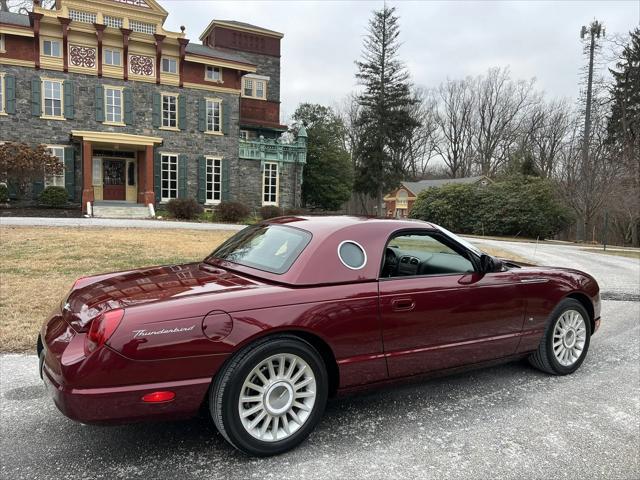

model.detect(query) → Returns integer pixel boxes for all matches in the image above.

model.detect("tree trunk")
[377,187,384,218]
[632,220,639,248]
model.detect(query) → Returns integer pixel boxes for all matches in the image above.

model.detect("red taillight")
[84,309,124,356]
[142,391,176,403]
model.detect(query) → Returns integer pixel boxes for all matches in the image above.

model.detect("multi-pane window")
[105,87,123,123]
[206,157,222,204]
[206,99,221,133]
[205,66,221,82]
[104,16,123,29]
[69,10,97,24]
[242,77,267,99]
[162,93,177,128]
[160,153,178,201]
[104,48,122,66]
[45,146,65,187]
[263,162,278,205]
[243,78,253,97]
[130,20,156,34]
[42,39,61,57]
[42,80,63,117]
[161,57,177,74]
[0,75,4,113]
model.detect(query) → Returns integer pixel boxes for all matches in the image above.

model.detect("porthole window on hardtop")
[338,241,367,270]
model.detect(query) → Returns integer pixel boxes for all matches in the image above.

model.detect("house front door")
[102,159,126,201]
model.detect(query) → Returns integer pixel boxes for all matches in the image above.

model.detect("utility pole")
[577,20,605,242]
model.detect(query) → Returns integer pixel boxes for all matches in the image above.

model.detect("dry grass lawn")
[0,227,234,353]
[0,226,533,353]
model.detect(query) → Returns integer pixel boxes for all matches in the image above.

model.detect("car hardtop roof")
[263,215,437,237]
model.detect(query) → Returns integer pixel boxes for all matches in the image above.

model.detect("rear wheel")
[529,298,591,375]
[210,336,328,456]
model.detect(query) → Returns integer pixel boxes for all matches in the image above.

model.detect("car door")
[379,230,525,378]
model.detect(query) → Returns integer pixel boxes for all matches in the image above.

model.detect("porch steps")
[92,203,152,219]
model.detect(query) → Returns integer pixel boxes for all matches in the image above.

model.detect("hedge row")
[409,176,572,239]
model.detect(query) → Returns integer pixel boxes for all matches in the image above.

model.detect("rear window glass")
[209,225,312,274]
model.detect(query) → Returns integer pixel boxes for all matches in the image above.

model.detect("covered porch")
[71,131,163,213]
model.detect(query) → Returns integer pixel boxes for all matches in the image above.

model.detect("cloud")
[162,0,638,121]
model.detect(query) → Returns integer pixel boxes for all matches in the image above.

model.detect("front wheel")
[529,298,591,375]
[210,335,328,456]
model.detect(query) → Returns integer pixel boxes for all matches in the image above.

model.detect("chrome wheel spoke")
[552,309,586,367]
[239,353,316,442]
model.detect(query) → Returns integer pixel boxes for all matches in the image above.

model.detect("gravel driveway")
[1,243,638,479]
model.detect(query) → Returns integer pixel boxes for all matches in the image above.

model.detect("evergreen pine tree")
[607,28,640,245]
[354,5,419,215]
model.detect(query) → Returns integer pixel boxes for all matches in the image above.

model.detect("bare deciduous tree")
[473,67,537,176]
[434,78,476,178]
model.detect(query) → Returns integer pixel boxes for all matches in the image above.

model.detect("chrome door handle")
[391,298,415,312]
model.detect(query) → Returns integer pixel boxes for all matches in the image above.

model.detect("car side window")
[382,233,475,278]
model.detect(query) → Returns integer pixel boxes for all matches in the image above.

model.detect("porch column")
[81,141,94,212]
[141,145,155,205]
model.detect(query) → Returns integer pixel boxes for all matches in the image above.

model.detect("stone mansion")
[0,0,306,213]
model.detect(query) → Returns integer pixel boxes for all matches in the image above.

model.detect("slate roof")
[0,11,31,27]
[184,43,254,67]
[401,176,489,196]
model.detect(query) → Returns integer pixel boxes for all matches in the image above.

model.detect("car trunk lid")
[63,262,264,332]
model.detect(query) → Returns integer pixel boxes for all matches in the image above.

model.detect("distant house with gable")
[384,176,492,218]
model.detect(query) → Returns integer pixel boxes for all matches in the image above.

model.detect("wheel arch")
[566,292,595,334]
[214,329,340,398]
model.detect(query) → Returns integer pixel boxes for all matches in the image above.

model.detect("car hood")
[63,262,264,331]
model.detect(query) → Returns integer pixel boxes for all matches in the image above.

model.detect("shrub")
[0,184,8,203]
[410,176,572,239]
[259,205,283,220]
[217,201,250,223]
[38,186,68,208]
[284,207,307,215]
[166,198,203,220]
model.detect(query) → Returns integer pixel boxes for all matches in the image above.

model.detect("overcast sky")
[163,0,640,121]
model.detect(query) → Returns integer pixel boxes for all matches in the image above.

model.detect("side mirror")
[480,254,503,274]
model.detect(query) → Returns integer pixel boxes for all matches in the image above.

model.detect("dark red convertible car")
[39,216,600,455]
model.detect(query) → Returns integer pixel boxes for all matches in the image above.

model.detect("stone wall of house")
[0,64,301,210]
[237,51,280,103]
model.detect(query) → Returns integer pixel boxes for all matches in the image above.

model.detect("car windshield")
[434,225,484,257]
[208,224,312,274]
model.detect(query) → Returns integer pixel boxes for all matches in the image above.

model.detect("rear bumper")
[38,308,227,425]
[41,362,211,424]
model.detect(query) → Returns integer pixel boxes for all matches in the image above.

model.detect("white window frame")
[205,98,222,134]
[42,79,64,119]
[42,38,62,58]
[242,76,267,100]
[103,47,122,67]
[205,66,222,82]
[104,16,123,29]
[69,10,97,24]
[262,162,279,206]
[0,73,5,114]
[161,56,178,74]
[104,86,124,125]
[160,153,178,202]
[205,156,222,205]
[45,146,65,188]
[161,92,178,129]
[130,20,156,35]
[0,34,5,54]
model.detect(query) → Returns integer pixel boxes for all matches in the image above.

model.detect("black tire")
[209,335,328,456]
[528,298,591,375]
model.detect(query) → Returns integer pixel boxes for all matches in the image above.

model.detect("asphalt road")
[1,245,638,479]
